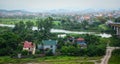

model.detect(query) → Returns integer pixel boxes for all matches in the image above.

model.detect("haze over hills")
[1,8,120,12]
[0,8,120,19]
[0,8,120,14]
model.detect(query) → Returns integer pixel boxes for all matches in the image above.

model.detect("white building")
[38,40,57,54]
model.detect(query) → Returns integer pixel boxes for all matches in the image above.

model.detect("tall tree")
[0,31,20,56]
[26,21,34,30]
[37,17,53,40]
[13,21,26,34]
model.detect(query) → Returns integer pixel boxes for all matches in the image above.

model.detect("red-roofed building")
[76,38,87,48]
[23,41,33,48]
[77,38,84,41]
[23,41,36,54]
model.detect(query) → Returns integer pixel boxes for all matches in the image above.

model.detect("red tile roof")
[77,38,84,41]
[23,41,33,48]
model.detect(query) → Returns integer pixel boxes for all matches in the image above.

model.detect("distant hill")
[0,9,34,17]
[0,9,119,18]
[0,9,31,13]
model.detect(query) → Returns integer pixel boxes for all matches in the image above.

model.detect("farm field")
[0,56,101,64]
[0,18,37,25]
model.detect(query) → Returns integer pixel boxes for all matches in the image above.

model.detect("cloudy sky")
[0,0,120,11]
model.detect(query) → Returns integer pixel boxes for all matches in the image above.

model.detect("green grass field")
[108,56,120,64]
[0,18,37,25]
[108,49,120,64]
[0,18,61,26]
[0,56,101,64]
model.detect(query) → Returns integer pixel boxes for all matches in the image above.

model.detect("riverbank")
[108,49,120,64]
[0,24,112,38]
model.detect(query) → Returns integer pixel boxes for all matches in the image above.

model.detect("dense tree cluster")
[0,16,114,57]
[109,35,120,47]
[0,17,54,56]
[0,27,21,56]
[58,34,106,56]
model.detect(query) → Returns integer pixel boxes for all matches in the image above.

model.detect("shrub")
[10,51,18,58]
[30,55,37,58]
[112,49,120,56]
[36,50,42,54]
[46,49,53,56]
[61,46,77,56]
[21,50,28,55]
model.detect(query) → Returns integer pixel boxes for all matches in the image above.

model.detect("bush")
[112,49,120,56]
[10,51,18,58]
[21,50,28,55]
[61,46,77,56]
[36,50,42,54]
[110,36,120,47]
[30,55,37,58]
[0,48,12,56]
[46,49,53,56]
[86,44,106,57]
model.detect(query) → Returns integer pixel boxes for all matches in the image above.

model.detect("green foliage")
[26,21,34,30]
[36,50,42,54]
[109,35,120,47]
[61,46,76,55]
[0,29,21,56]
[0,17,109,57]
[61,45,86,56]
[45,49,53,56]
[109,49,120,64]
[0,16,112,32]
[115,17,120,22]
[0,56,100,64]
[21,50,28,55]
[112,49,120,56]
[13,21,35,41]
[59,34,106,56]
[36,17,53,40]
[87,44,106,56]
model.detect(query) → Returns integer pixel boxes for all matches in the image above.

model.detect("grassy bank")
[108,56,120,64]
[108,49,120,64]
[0,56,101,64]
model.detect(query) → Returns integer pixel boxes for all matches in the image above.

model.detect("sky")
[0,0,120,12]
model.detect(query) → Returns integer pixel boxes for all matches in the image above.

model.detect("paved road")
[100,47,120,64]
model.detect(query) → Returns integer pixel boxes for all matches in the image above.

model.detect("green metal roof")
[42,40,57,45]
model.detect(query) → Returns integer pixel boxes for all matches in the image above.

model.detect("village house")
[76,38,87,48]
[58,34,66,38]
[23,41,36,55]
[66,36,87,48]
[38,40,57,54]
[67,36,75,43]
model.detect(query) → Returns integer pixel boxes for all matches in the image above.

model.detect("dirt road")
[100,47,120,64]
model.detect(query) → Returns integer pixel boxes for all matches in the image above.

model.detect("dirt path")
[100,47,120,64]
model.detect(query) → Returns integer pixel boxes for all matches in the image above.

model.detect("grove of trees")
[0,16,115,57]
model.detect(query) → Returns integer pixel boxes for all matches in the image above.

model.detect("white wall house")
[38,40,57,54]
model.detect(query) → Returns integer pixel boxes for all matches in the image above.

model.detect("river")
[0,24,112,38]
